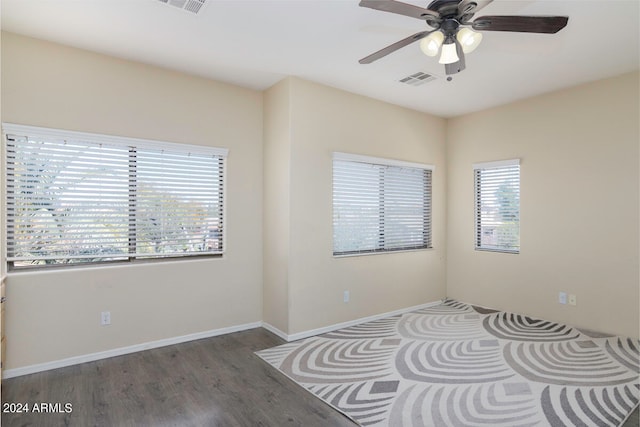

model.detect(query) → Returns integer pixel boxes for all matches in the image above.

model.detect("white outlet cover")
[101,311,111,325]
[558,292,567,304]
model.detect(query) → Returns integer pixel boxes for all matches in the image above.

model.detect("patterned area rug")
[256,299,640,426]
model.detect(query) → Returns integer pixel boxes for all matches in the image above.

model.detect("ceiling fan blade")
[472,15,569,33]
[359,0,440,20]
[359,30,432,64]
[457,0,493,17]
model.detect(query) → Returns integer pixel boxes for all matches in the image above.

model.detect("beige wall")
[286,78,447,334]
[1,32,264,369]
[1,31,638,373]
[0,27,4,376]
[0,29,3,281]
[446,72,640,339]
[262,79,291,333]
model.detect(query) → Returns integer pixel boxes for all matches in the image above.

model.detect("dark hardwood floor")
[2,327,638,427]
[1,328,357,427]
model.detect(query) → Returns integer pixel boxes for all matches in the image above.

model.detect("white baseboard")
[262,299,444,342]
[4,300,444,379]
[3,321,262,379]
[260,322,289,341]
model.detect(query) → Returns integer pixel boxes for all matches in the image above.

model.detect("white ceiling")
[1,0,638,117]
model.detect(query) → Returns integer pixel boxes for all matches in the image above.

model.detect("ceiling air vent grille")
[157,0,207,15]
[398,72,437,86]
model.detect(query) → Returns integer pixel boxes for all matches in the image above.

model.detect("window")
[474,159,520,253]
[4,123,227,268]
[333,152,433,256]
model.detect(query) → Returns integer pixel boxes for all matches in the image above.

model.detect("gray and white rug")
[257,299,640,426]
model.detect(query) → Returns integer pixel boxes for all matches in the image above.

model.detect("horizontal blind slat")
[333,158,432,255]
[474,164,520,253]
[6,128,226,267]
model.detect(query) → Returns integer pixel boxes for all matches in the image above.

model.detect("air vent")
[157,0,207,15]
[398,72,437,86]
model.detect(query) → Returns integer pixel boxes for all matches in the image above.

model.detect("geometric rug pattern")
[256,299,640,426]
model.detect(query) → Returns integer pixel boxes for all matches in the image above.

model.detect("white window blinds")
[333,153,433,256]
[4,123,227,268]
[474,159,520,253]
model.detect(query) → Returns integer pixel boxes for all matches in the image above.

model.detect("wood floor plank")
[1,328,357,427]
[1,327,638,426]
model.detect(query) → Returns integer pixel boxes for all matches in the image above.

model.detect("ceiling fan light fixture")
[438,38,459,64]
[456,27,483,53]
[358,0,570,74]
[419,31,444,57]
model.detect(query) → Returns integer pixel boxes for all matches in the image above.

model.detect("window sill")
[474,248,519,254]
[7,253,224,273]
[333,247,434,259]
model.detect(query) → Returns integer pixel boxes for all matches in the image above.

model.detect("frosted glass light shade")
[456,27,483,53]
[438,41,459,64]
[419,31,444,57]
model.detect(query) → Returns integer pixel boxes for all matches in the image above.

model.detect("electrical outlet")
[101,311,111,326]
[569,294,577,306]
[343,291,350,303]
[558,292,567,305]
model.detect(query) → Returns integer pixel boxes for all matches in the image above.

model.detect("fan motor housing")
[440,18,460,35]
[426,0,474,28]
[427,0,466,17]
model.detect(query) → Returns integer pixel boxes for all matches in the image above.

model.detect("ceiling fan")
[359,0,568,76]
